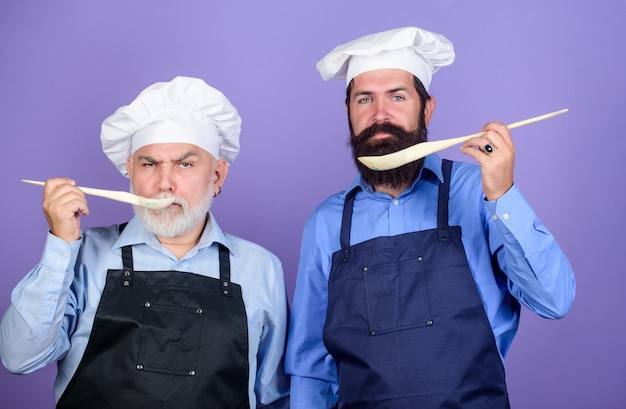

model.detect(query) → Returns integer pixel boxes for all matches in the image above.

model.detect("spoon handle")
[21,179,141,206]
[424,108,570,150]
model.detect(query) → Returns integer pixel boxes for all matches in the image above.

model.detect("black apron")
[57,224,250,409]
[323,160,510,408]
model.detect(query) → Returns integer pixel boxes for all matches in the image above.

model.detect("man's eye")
[180,162,192,168]
[142,162,155,167]
[358,97,371,104]
[392,95,404,101]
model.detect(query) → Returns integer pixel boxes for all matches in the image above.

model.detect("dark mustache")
[356,122,409,141]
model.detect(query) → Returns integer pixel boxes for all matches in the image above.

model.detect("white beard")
[131,184,215,238]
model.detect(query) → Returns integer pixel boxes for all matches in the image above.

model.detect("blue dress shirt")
[0,213,289,408]
[285,154,575,408]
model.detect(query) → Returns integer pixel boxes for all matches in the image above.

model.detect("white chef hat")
[316,26,455,91]
[101,76,241,177]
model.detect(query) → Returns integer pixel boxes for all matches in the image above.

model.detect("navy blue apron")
[323,160,510,408]
[57,223,250,409]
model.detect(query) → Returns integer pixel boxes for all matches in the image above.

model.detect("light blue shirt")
[285,154,576,408]
[0,213,289,408]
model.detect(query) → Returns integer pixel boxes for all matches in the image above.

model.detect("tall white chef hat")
[101,76,241,177]
[316,26,455,91]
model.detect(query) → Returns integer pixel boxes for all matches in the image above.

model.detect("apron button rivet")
[144,302,151,308]
[223,282,229,287]
[418,256,424,261]
[370,331,376,336]
[196,308,203,314]
[136,364,143,371]
[124,271,131,277]
[427,320,433,325]
[123,281,130,286]
[189,370,196,376]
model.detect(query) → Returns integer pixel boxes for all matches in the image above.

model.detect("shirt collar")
[112,211,237,256]
[342,153,444,199]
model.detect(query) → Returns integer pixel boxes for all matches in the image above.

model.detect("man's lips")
[370,132,393,140]
[152,196,182,209]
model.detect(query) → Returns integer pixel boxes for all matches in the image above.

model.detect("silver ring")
[484,143,494,154]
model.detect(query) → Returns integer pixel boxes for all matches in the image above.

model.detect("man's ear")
[424,95,436,126]
[125,157,132,177]
[214,158,229,188]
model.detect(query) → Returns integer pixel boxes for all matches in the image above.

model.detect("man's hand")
[42,178,89,243]
[460,121,515,201]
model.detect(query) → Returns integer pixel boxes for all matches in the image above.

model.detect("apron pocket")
[136,295,204,376]
[362,259,432,335]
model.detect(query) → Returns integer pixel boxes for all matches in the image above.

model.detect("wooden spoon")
[22,179,176,209]
[357,108,568,171]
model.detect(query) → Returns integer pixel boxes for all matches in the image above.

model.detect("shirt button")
[492,215,499,221]
[502,213,510,220]
[393,199,399,205]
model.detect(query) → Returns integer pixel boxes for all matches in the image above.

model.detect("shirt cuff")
[483,185,537,236]
[289,375,338,409]
[39,232,80,274]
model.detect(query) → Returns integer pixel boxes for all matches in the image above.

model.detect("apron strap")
[340,159,454,247]
[437,159,453,241]
[117,222,232,297]
[118,222,134,287]
[340,187,360,250]
[218,243,233,297]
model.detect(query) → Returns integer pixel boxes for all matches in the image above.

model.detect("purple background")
[1,1,624,407]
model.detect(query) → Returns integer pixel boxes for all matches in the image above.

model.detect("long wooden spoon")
[22,179,176,209]
[357,108,568,171]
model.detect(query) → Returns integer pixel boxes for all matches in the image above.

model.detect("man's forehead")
[352,69,414,92]
[133,143,212,160]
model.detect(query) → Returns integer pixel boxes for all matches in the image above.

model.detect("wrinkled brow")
[137,150,198,163]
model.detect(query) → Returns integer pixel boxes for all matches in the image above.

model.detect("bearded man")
[285,27,575,409]
[0,76,289,408]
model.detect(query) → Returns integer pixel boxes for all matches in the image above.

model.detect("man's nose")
[157,169,174,192]
[372,100,390,123]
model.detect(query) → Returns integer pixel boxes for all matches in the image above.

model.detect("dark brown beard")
[349,122,428,191]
